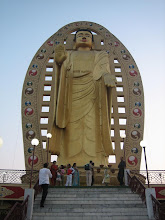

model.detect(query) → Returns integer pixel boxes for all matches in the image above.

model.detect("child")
[65,164,74,186]
[56,169,62,186]
[102,168,110,186]
[60,165,65,186]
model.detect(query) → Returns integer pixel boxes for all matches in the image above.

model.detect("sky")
[0,0,165,171]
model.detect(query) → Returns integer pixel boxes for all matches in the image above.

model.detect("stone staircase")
[32,187,149,220]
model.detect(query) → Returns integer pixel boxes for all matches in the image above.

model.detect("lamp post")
[2,172,7,183]
[121,133,126,165]
[46,133,52,164]
[140,140,150,188]
[30,138,39,188]
[0,137,3,148]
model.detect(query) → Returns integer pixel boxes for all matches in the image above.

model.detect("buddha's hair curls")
[73,29,94,42]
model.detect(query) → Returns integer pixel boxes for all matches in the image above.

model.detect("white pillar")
[24,188,35,220]
[124,169,130,186]
[145,188,156,220]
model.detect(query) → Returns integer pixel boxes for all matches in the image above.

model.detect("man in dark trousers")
[39,163,52,207]
[117,157,126,186]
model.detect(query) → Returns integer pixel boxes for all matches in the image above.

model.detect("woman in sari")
[72,163,80,186]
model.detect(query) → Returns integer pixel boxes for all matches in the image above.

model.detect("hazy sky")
[0,0,165,170]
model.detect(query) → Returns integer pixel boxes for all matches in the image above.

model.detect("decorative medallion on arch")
[22,21,144,170]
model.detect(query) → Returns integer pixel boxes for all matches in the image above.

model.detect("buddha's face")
[75,31,92,50]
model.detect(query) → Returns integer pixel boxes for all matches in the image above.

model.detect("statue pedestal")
[62,166,120,186]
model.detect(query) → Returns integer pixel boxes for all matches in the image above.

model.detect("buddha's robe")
[50,50,114,166]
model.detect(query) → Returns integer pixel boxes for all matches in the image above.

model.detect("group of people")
[50,161,80,187]
[65,163,80,186]
[50,161,65,186]
[86,158,126,187]
[38,161,80,207]
[39,158,126,207]
[47,160,96,187]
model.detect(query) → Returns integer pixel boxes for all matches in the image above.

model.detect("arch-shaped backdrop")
[22,21,144,170]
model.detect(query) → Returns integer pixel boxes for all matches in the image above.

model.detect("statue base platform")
[51,166,120,186]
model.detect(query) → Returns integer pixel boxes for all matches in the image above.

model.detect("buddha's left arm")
[101,55,117,88]
[103,72,117,88]
[93,51,117,88]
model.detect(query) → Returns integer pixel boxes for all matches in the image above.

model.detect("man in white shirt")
[39,163,52,207]
[86,160,93,186]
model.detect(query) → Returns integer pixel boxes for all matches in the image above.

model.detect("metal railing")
[127,171,165,220]
[2,179,42,220]
[131,170,165,185]
[151,195,165,220]
[1,169,165,184]
[0,169,41,219]
[0,169,39,184]
[4,195,29,220]
[127,171,146,202]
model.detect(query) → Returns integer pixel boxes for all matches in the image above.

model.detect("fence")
[0,169,39,184]
[130,170,165,185]
[127,171,165,220]
[0,169,165,185]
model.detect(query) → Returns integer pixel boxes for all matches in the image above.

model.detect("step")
[48,187,131,192]
[32,207,147,214]
[44,192,135,197]
[34,199,143,204]
[32,187,148,220]
[34,205,146,211]
[36,194,140,200]
[33,217,149,220]
[32,212,149,220]
[38,190,137,194]
[33,200,144,206]
[35,197,141,202]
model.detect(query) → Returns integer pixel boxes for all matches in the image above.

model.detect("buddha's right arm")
[55,45,67,66]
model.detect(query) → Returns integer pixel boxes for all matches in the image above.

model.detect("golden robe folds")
[50,50,113,166]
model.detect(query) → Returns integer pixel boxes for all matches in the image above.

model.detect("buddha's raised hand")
[103,73,117,88]
[55,45,67,65]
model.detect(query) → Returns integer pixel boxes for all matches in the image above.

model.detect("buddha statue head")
[74,29,94,51]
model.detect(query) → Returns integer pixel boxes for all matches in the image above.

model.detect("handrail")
[127,171,165,219]
[4,195,29,220]
[127,171,146,202]
[151,194,165,220]
[33,179,42,200]
[4,178,41,220]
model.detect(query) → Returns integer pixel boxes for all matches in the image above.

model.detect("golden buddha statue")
[50,29,116,166]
